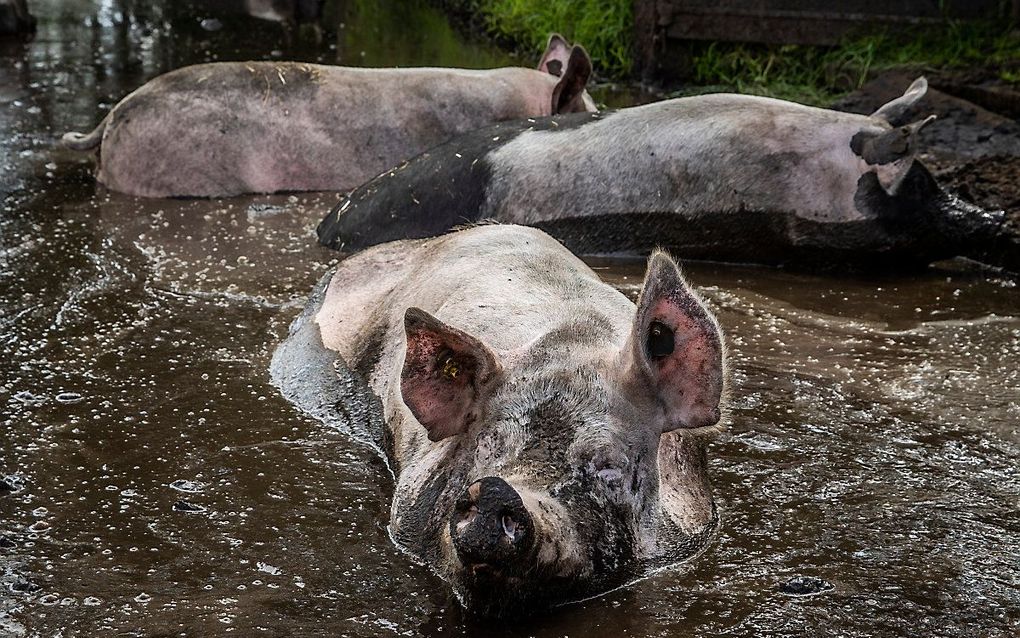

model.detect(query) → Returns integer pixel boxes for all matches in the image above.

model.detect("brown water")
[1,1,1019,636]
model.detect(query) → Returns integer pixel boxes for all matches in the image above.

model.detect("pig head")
[388,252,725,615]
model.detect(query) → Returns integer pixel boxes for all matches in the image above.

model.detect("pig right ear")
[401,307,501,442]
[551,46,593,114]
[870,76,928,126]
[625,252,725,432]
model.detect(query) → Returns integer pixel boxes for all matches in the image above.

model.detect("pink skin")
[62,36,595,198]
[306,225,725,601]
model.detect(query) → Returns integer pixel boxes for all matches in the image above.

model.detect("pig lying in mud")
[271,224,726,615]
[319,77,1017,272]
[61,35,595,198]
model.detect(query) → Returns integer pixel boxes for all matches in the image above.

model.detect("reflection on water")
[1,1,1018,636]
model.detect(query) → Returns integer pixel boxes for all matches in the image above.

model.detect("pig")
[317,77,1018,273]
[271,224,727,616]
[0,0,34,36]
[60,35,595,198]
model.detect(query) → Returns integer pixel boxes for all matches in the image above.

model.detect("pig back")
[101,63,558,196]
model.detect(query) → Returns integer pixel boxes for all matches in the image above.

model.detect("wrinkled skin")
[319,77,1015,272]
[271,225,727,616]
[61,35,595,198]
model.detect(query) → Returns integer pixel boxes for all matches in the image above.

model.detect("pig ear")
[870,76,927,125]
[850,115,936,165]
[551,46,593,114]
[538,33,571,76]
[626,252,724,432]
[401,307,501,442]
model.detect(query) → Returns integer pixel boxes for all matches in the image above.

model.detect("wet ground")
[2,1,1019,636]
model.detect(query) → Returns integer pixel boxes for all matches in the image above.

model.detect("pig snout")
[451,477,535,573]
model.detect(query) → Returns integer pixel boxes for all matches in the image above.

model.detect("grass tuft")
[471,0,633,76]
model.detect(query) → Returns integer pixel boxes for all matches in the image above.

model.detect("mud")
[1,2,1019,637]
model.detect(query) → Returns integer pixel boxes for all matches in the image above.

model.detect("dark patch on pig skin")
[526,161,1006,271]
[317,111,605,252]
[393,461,469,560]
[270,269,390,455]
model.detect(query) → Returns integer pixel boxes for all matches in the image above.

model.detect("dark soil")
[941,155,1020,214]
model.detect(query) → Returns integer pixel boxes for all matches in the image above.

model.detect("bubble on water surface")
[256,562,282,576]
[168,479,206,493]
[54,392,84,404]
[12,391,45,405]
[8,580,40,594]
[172,500,206,513]
[0,476,26,494]
[779,576,835,597]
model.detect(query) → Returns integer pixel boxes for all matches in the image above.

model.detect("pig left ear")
[538,33,571,76]
[401,307,501,442]
[626,252,725,432]
[551,46,593,114]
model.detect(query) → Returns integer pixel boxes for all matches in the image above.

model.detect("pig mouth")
[453,566,586,618]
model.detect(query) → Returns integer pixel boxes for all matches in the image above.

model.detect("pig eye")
[646,321,675,359]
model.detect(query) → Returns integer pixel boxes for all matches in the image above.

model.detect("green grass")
[687,20,1020,105]
[458,0,1019,105]
[471,0,633,76]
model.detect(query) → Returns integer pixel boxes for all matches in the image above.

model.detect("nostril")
[596,467,624,483]
[501,514,518,542]
[591,453,628,486]
[455,504,479,534]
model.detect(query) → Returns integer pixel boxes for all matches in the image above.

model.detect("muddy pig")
[318,77,1017,272]
[271,224,727,615]
[61,35,595,198]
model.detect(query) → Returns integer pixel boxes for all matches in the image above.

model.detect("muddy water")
[1,1,1018,636]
